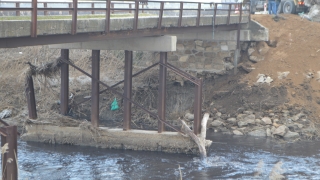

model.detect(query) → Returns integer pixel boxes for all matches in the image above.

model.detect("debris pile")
[301,0,320,21]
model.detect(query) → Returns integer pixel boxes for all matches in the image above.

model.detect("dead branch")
[180,113,210,160]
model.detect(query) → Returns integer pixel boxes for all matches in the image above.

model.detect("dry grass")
[0,46,159,126]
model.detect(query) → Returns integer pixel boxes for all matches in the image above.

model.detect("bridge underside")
[25,35,205,135]
[0,25,241,48]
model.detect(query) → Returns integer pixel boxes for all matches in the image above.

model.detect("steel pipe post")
[5,126,17,180]
[158,52,167,133]
[1,134,7,180]
[31,0,37,37]
[123,50,133,131]
[194,79,203,135]
[91,50,100,127]
[25,75,37,119]
[60,49,69,115]
[15,2,20,16]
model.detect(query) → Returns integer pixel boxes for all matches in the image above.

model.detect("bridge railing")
[0,0,250,37]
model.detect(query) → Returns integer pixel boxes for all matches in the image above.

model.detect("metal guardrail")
[0,0,250,38]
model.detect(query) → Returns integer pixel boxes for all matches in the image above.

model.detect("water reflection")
[15,131,320,179]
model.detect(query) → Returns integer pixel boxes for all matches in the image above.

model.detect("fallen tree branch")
[180,113,210,160]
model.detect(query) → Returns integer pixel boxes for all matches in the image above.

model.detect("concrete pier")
[21,124,212,154]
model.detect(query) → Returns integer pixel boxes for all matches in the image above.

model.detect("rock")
[292,113,305,121]
[216,112,222,117]
[248,48,255,56]
[273,125,288,137]
[255,119,262,124]
[296,123,304,129]
[284,131,300,139]
[245,114,255,120]
[211,120,223,127]
[248,129,266,137]
[227,118,237,124]
[246,119,256,125]
[238,121,248,128]
[249,56,264,63]
[271,126,276,134]
[237,114,247,121]
[233,130,244,136]
[261,117,272,125]
[243,111,253,115]
[277,71,290,79]
[185,113,194,121]
[0,109,12,119]
[273,118,279,123]
[266,128,272,137]
[273,122,280,128]
[256,74,273,84]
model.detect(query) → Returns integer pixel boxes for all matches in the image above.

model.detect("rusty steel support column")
[123,50,133,131]
[91,50,100,127]
[158,52,167,133]
[60,49,69,115]
[25,76,37,119]
[194,79,203,135]
[31,0,37,38]
[1,133,7,180]
[5,126,17,180]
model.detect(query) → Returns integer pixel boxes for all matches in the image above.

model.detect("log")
[180,113,210,160]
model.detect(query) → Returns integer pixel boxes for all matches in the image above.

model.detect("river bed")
[14,131,320,179]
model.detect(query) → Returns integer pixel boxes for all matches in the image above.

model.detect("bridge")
[0,2,269,178]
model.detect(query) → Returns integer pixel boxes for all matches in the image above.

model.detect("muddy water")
[17,131,320,179]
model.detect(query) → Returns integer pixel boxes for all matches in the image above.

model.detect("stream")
[14,130,320,179]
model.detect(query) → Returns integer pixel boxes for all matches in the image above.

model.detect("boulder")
[255,119,262,124]
[233,130,244,136]
[185,113,194,121]
[284,131,300,139]
[273,125,288,137]
[238,121,248,128]
[211,120,223,127]
[248,129,266,137]
[227,118,237,124]
[261,117,272,125]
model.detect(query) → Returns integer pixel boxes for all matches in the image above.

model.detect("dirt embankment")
[189,14,320,140]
